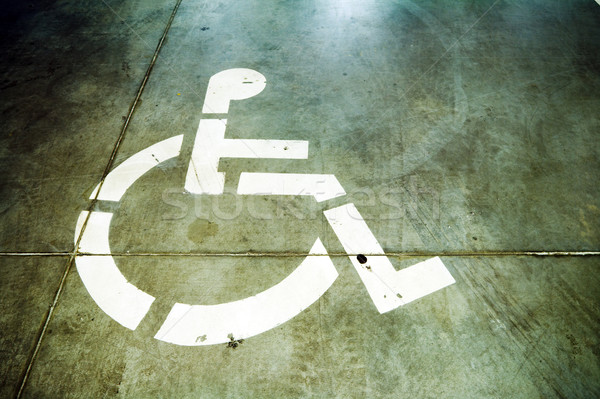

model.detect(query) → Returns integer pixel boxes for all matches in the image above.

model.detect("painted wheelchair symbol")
[74,69,455,346]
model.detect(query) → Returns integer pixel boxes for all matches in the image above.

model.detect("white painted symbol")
[75,68,455,346]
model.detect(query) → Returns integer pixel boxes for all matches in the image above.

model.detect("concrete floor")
[1,0,599,397]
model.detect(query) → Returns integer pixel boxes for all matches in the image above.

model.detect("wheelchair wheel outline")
[75,135,339,346]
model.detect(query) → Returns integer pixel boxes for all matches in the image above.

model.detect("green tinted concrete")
[1,0,599,397]
[16,256,600,398]
[0,256,67,399]
[0,0,176,252]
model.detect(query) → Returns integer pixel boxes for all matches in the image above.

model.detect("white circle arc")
[75,135,338,346]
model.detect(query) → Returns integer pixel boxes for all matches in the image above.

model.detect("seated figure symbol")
[74,69,455,346]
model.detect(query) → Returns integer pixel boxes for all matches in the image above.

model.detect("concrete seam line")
[1,251,599,257]
[15,0,184,397]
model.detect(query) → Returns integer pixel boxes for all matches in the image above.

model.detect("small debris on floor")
[227,334,244,349]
